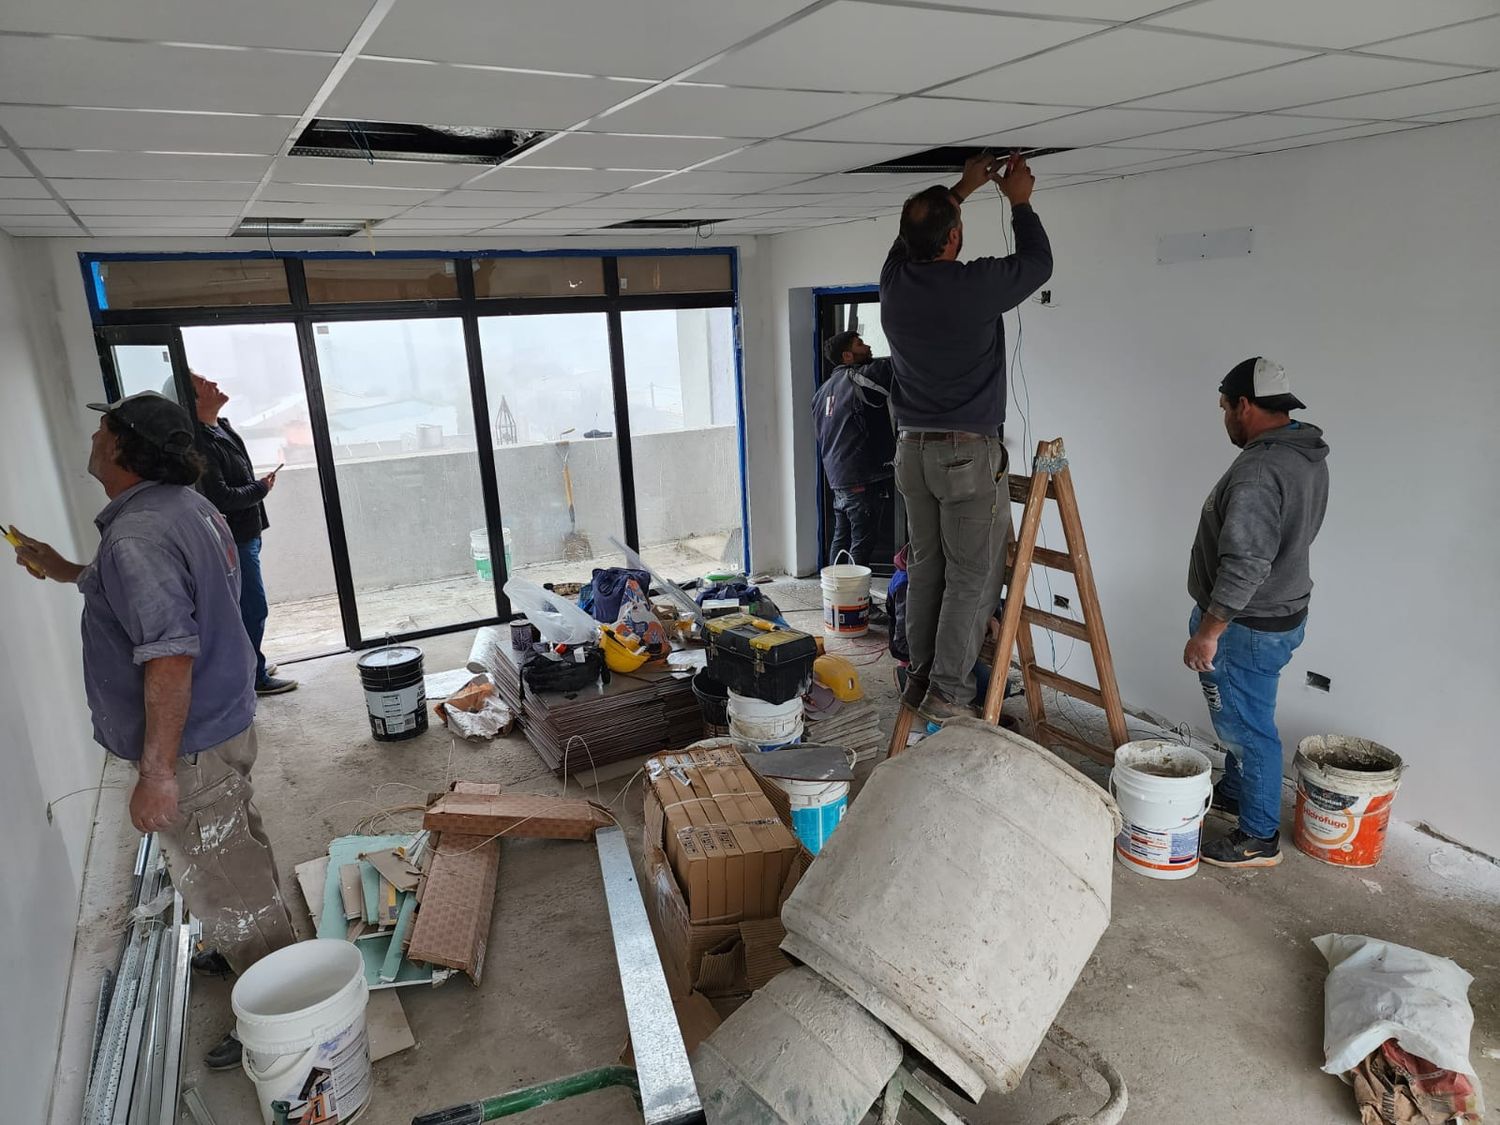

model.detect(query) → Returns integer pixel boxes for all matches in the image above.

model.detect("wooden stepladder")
[887,437,1129,763]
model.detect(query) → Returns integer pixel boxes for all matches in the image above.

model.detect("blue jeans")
[1189,606,1305,839]
[238,538,269,686]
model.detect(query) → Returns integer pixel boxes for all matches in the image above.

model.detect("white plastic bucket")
[821,555,873,638]
[232,940,372,1125]
[1109,741,1213,881]
[1293,735,1404,868]
[775,778,849,854]
[470,526,513,582]
[727,690,804,752]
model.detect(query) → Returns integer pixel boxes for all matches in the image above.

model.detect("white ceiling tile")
[598,192,736,207]
[0,149,31,176]
[696,3,1096,95]
[1027,145,1222,172]
[0,107,294,154]
[0,0,376,50]
[27,151,271,180]
[466,168,657,192]
[971,107,1229,146]
[648,204,783,217]
[434,189,600,206]
[1124,113,1373,149]
[259,183,440,205]
[363,0,811,80]
[930,0,1181,17]
[51,178,257,200]
[0,177,50,198]
[704,140,917,174]
[1131,54,1476,113]
[1361,16,1500,69]
[84,217,235,228]
[1146,0,1499,50]
[1413,101,1500,122]
[0,39,336,114]
[375,223,488,232]
[323,59,648,131]
[272,157,479,190]
[511,132,743,170]
[623,170,815,194]
[397,208,549,222]
[248,202,409,219]
[593,86,885,139]
[1291,70,1500,118]
[935,27,1308,105]
[2,224,82,235]
[794,97,1067,144]
[1102,150,1246,174]
[0,197,65,215]
[0,214,81,226]
[71,200,245,216]
[1234,121,1424,152]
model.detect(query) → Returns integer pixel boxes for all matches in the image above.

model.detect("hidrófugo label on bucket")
[1292,735,1404,869]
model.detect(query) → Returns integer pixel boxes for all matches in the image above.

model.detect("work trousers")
[151,723,296,974]
[1189,606,1307,839]
[895,434,1010,704]
[236,537,269,687]
[830,482,892,568]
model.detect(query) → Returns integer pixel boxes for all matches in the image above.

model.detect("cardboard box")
[405,831,500,985]
[423,792,614,840]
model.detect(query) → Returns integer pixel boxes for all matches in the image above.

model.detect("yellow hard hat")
[813,654,863,701]
[599,626,650,673]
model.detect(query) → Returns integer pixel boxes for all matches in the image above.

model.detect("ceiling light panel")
[935,28,1308,105]
[1131,54,1477,113]
[362,0,811,80]
[510,132,743,170]
[695,2,1097,95]
[1362,16,1500,69]
[26,151,272,181]
[794,97,1067,144]
[322,59,649,131]
[0,0,377,49]
[0,106,295,155]
[1146,0,1500,51]
[0,38,337,114]
[594,85,886,139]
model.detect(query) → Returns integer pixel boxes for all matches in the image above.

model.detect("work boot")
[1209,784,1240,818]
[190,949,233,978]
[1201,828,1282,868]
[255,675,299,696]
[898,667,929,709]
[917,688,971,726]
[204,1031,242,1071]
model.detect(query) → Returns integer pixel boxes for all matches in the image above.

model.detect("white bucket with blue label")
[821,556,872,638]
[1109,741,1213,881]
[776,778,849,854]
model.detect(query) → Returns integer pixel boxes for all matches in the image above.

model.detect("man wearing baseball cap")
[10,391,294,1069]
[1185,358,1330,868]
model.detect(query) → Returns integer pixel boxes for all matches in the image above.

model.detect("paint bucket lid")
[357,646,423,674]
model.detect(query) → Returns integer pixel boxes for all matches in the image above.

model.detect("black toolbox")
[705,613,817,705]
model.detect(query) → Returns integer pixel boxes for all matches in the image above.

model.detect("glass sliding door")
[620,307,744,575]
[181,323,343,658]
[477,313,626,583]
[312,316,494,641]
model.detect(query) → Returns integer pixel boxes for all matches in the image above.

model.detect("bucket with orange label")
[1293,735,1404,868]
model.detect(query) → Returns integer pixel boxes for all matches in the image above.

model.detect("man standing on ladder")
[814,329,895,567]
[1185,358,1329,868]
[880,151,1053,724]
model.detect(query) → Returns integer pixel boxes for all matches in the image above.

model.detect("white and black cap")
[1219,357,1305,411]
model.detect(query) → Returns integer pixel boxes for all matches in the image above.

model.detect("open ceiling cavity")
[604,218,728,230]
[847,144,1073,175]
[290,119,554,165]
[234,217,363,238]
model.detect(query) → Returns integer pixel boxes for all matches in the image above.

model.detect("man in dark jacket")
[1185,357,1329,868]
[814,329,895,566]
[191,372,297,695]
[880,151,1052,724]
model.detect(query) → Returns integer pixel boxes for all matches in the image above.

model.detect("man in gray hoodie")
[1185,357,1329,868]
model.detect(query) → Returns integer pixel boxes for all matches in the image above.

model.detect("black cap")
[1219,357,1305,411]
[87,392,196,456]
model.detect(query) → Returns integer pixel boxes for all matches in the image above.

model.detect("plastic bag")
[503,578,598,646]
[1314,933,1483,1087]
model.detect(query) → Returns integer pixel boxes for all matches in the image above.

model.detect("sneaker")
[190,949,232,978]
[917,688,972,726]
[203,1031,242,1071]
[265,663,279,678]
[255,676,298,696]
[1202,828,1282,868]
[1210,785,1240,817]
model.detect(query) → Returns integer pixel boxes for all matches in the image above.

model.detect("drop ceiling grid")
[0,0,1497,235]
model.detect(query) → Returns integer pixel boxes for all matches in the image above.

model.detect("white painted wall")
[0,232,106,1122]
[764,117,1500,858]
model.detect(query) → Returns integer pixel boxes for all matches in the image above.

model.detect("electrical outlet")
[1053,594,1070,610]
[1036,289,1054,306]
[1306,671,1331,692]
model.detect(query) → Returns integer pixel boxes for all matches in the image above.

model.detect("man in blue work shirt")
[814,329,895,567]
[13,391,295,1070]
[881,151,1052,724]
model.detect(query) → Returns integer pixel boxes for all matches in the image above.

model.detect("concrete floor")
[56,578,1500,1125]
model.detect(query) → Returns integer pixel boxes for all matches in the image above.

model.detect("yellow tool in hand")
[4,523,45,577]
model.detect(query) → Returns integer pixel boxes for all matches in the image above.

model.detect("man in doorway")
[814,329,896,567]
[1185,358,1329,868]
[12,391,296,1067]
[190,371,297,695]
[880,151,1052,724]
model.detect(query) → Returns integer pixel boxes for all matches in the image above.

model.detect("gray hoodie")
[1188,421,1330,624]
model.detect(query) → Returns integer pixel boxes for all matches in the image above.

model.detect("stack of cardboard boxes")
[642,744,811,997]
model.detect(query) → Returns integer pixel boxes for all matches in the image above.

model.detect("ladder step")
[1034,721,1116,766]
[1029,667,1105,709]
[1008,474,1056,504]
[1021,606,1091,642]
[1030,547,1075,573]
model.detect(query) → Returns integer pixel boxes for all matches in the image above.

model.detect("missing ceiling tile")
[290,119,553,166]
[847,144,1073,175]
[604,218,726,230]
[234,217,362,238]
